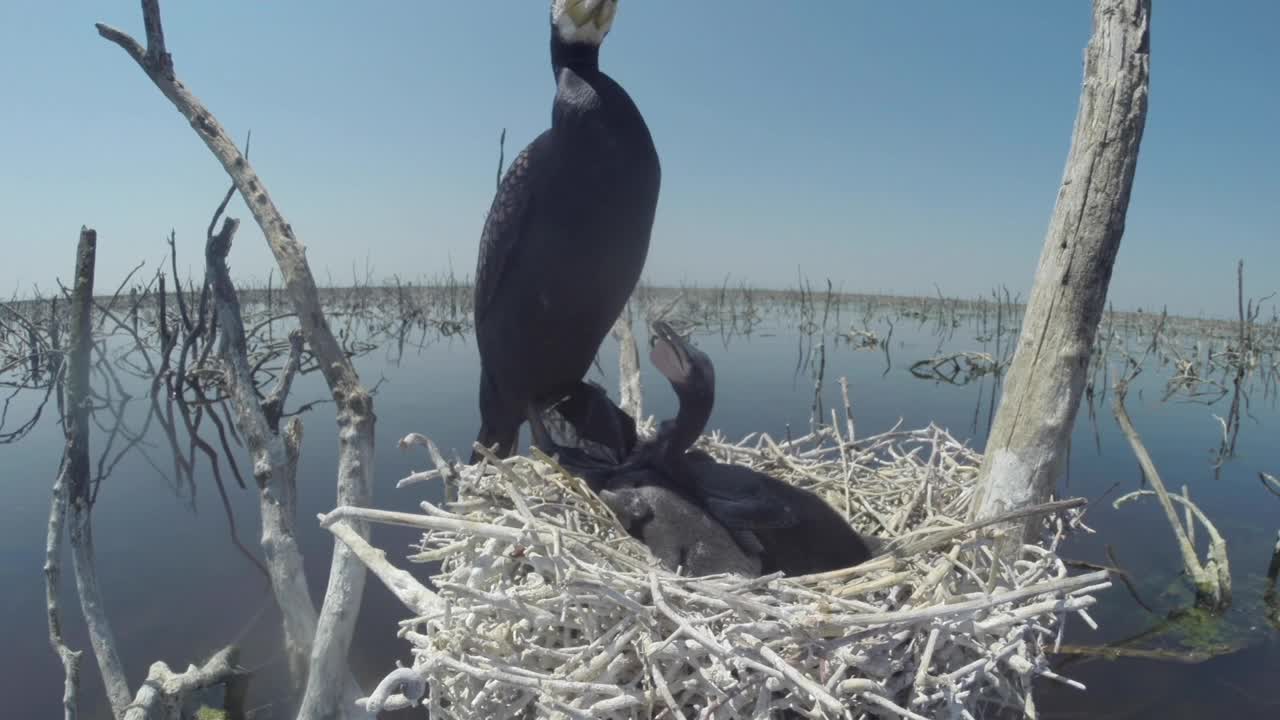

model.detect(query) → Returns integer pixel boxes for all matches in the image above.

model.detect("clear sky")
[3,1,1276,318]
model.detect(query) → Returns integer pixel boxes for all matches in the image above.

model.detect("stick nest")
[368,424,1105,719]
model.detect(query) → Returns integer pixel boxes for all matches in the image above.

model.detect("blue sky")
[2,1,1276,318]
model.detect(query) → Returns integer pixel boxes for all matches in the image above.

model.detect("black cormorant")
[645,322,876,575]
[535,384,761,577]
[546,322,876,576]
[471,0,661,462]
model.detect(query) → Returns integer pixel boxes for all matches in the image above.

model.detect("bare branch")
[139,0,171,73]
[325,519,443,617]
[58,228,133,716]
[121,646,245,720]
[205,215,366,704]
[95,23,145,65]
[1112,379,1231,609]
[262,329,303,432]
[98,4,378,714]
[44,446,83,720]
[206,217,313,662]
[611,299,642,420]
[94,259,146,331]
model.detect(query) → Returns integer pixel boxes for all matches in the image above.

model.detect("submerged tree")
[95,1,379,718]
[970,0,1151,547]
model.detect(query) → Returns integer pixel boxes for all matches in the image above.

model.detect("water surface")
[3,292,1277,718]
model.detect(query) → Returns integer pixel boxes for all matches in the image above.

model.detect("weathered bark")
[98,4,377,717]
[43,229,98,720]
[61,228,134,718]
[325,521,443,618]
[612,299,643,420]
[44,454,83,720]
[970,0,1151,542]
[122,645,246,720]
[206,217,322,692]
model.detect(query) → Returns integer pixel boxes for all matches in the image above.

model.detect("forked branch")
[98,3,378,715]
[1112,373,1231,609]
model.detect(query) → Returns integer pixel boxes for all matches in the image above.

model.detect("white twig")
[337,423,1101,718]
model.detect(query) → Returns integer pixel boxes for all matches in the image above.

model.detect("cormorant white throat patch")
[552,0,618,46]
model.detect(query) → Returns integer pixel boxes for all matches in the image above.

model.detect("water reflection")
[2,285,1278,717]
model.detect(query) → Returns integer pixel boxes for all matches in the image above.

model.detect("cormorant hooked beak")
[552,0,618,46]
[649,321,714,396]
[647,320,715,459]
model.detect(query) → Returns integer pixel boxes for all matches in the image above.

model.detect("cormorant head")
[649,320,715,457]
[551,0,618,47]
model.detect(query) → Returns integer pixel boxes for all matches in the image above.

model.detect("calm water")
[3,297,1278,718]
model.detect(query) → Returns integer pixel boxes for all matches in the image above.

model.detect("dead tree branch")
[44,449,83,720]
[61,228,133,717]
[611,299,642,420]
[206,215,364,704]
[1112,375,1231,609]
[262,330,303,433]
[43,230,98,720]
[121,645,247,720]
[98,3,378,716]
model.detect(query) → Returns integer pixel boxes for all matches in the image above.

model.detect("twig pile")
[334,423,1107,719]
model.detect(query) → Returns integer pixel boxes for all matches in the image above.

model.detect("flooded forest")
[5,1,1279,719]
[6,269,1279,717]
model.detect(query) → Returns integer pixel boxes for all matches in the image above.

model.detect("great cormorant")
[647,322,875,575]
[471,0,661,462]
[537,379,761,577]
[545,322,876,577]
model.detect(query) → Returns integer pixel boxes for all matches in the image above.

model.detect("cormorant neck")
[551,32,601,74]
[663,392,712,461]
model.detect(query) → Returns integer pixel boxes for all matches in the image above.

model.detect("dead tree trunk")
[612,299,643,420]
[970,0,1151,543]
[206,212,364,701]
[61,229,135,718]
[44,229,99,720]
[97,3,377,717]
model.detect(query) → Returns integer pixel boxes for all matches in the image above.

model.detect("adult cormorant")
[471,0,661,462]
[546,322,876,576]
